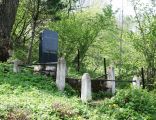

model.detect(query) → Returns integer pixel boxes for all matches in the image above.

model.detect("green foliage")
[12,0,75,63]
[48,5,117,74]
[0,64,109,119]
[3,0,156,118]
[11,0,156,88]
[98,88,156,119]
[0,64,79,119]
[0,64,156,119]
[128,0,156,86]
[45,0,75,14]
[49,12,100,63]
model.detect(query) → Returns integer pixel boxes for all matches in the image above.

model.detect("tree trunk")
[27,0,40,64]
[0,0,19,62]
[27,19,37,64]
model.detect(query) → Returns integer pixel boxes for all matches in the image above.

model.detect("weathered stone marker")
[13,59,22,73]
[81,73,92,102]
[107,66,115,95]
[132,75,141,88]
[56,57,66,91]
[34,65,43,72]
[45,65,56,76]
[45,65,56,71]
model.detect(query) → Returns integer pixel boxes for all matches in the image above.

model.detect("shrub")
[98,88,156,119]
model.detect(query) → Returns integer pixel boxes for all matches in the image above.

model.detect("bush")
[98,88,156,119]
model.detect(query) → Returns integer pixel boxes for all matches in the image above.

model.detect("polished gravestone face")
[39,30,58,63]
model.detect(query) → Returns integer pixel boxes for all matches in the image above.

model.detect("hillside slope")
[0,64,156,120]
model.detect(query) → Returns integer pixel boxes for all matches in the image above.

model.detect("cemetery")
[12,29,142,100]
[0,0,156,119]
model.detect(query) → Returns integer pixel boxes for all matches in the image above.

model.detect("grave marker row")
[13,58,141,102]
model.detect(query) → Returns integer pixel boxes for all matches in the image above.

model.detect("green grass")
[0,63,156,120]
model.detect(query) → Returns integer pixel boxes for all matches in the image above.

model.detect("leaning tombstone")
[13,59,22,73]
[81,73,92,102]
[132,75,141,88]
[107,66,116,95]
[56,57,66,91]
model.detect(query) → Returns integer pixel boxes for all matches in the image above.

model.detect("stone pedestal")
[34,65,43,72]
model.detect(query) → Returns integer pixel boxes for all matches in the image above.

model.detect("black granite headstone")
[39,30,58,63]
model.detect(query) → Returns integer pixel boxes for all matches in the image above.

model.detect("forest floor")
[0,63,156,120]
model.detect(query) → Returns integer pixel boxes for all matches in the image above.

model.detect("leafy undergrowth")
[0,63,156,120]
[97,88,156,120]
[0,64,108,120]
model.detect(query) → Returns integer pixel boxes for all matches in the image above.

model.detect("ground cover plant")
[0,64,156,120]
[0,64,106,120]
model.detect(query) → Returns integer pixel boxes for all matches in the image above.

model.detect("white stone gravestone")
[56,57,66,91]
[13,59,22,73]
[132,75,141,88]
[81,73,92,102]
[107,66,115,95]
